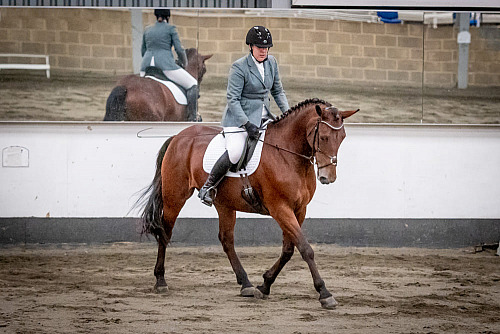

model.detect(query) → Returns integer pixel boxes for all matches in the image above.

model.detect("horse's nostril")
[319,176,330,184]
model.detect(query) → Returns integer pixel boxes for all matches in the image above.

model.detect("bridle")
[261,113,344,174]
[310,117,344,171]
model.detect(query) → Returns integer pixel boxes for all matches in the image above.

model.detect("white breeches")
[163,68,198,89]
[223,126,248,164]
[140,65,197,89]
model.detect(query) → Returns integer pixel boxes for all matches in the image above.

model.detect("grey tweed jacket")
[221,53,289,128]
[140,21,186,72]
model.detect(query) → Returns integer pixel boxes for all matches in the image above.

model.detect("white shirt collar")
[251,55,265,81]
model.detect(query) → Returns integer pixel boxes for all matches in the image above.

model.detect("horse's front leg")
[216,206,254,296]
[261,208,338,309]
[296,234,338,309]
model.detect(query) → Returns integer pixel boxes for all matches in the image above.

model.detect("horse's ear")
[203,54,213,61]
[315,105,322,116]
[340,109,359,119]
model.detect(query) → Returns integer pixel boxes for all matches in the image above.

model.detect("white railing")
[242,9,500,27]
[0,54,50,79]
[245,9,379,23]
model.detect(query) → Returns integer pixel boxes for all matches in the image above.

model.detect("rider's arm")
[141,33,146,57]
[170,26,187,67]
[226,62,249,126]
[269,56,289,113]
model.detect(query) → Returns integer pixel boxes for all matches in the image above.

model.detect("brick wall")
[1,8,499,87]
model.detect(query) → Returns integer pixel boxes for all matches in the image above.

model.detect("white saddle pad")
[203,130,266,178]
[145,76,187,105]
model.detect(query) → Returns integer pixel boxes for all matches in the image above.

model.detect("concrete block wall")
[424,25,500,87]
[0,8,134,75]
[180,13,500,88]
[469,26,500,86]
[1,8,499,87]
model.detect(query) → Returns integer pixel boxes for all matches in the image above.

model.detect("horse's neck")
[269,107,316,156]
[185,59,198,80]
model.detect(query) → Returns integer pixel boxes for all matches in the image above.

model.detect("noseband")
[310,118,344,171]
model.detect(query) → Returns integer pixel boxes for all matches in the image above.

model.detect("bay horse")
[140,98,358,309]
[104,48,212,121]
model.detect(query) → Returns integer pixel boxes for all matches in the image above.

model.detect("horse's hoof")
[253,287,269,300]
[240,286,255,297]
[154,284,169,294]
[320,296,338,309]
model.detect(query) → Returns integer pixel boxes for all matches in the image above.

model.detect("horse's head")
[185,48,213,83]
[307,104,358,184]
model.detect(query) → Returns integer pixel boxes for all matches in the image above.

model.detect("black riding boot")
[198,151,233,207]
[186,85,200,122]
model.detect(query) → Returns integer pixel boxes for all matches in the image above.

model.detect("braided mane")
[273,98,332,124]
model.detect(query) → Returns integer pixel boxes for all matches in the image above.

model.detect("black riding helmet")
[154,9,171,20]
[246,26,273,48]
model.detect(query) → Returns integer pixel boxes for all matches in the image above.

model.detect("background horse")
[104,48,212,121]
[140,99,358,309]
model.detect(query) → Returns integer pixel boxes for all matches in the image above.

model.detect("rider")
[198,26,290,207]
[140,9,199,121]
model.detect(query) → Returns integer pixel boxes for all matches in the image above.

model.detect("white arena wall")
[1,122,499,247]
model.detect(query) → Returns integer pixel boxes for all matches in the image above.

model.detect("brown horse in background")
[104,48,212,121]
[140,99,358,309]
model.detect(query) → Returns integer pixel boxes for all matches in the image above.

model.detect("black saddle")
[230,134,260,173]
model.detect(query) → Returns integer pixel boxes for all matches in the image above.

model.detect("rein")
[262,140,313,162]
[262,117,344,171]
[137,116,344,173]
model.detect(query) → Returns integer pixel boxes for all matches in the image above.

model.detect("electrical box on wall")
[2,146,29,168]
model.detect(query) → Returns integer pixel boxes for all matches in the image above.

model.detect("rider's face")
[251,45,269,62]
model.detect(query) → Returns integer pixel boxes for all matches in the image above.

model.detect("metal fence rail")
[0,0,270,7]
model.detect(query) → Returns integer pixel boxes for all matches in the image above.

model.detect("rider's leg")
[185,85,199,121]
[198,127,247,206]
[163,68,197,89]
[163,69,199,121]
[198,150,232,207]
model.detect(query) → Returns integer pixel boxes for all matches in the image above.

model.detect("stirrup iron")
[199,186,217,206]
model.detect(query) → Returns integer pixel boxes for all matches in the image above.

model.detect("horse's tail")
[138,136,175,246]
[104,86,127,121]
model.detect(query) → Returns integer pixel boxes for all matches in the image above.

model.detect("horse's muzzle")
[319,176,336,184]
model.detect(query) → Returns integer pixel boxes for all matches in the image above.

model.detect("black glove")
[177,52,188,68]
[243,121,260,140]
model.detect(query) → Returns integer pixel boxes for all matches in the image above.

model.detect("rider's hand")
[177,53,188,68]
[243,121,260,140]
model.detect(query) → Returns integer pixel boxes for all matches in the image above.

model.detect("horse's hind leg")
[154,189,194,293]
[153,215,174,293]
[254,233,294,298]
[216,205,254,296]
